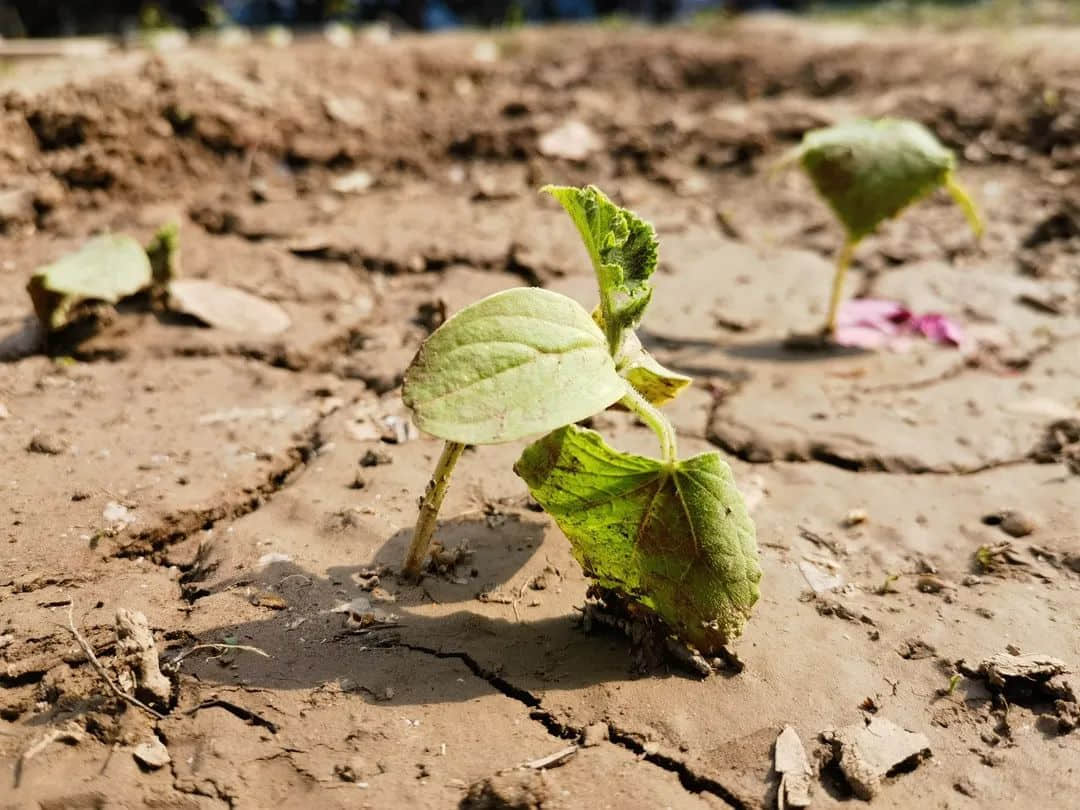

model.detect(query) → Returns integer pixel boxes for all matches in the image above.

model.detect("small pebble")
[582,723,608,748]
[132,738,170,770]
[843,507,868,528]
[983,509,1036,538]
[1000,510,1036,538]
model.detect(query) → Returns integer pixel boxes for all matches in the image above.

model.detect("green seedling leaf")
[616,329,691,406]
[788,118,982,242]
[515,424,761,650]
[403,287,625,445]
[543,185,658,353]
[27,234,153,332]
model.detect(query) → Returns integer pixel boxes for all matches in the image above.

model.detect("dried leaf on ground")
[167,279,291,335]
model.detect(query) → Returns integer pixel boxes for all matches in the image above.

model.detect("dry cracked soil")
[1,15,1080,810]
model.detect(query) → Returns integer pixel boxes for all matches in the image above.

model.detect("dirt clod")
[775,725,812,809]
[983,509,1038,538]
[114,608,171,708]
[462,770,549,810]
[26,433,68,455]
[823,717,932,800]
[132,737,170,770]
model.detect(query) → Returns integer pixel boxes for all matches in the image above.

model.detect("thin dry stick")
[168,643,269,669]
[63,604,164,720]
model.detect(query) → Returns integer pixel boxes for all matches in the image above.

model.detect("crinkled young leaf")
[403,287,625,445]
[543,185,658,353]
[514,425,761,650]
[27,234,153,331]
[790,118,981,242]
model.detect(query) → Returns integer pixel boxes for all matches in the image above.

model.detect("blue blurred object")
[422,0,461,27]
[3,0,796,37]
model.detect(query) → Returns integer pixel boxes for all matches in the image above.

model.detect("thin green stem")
[823,237,858,337]
[944,173,984,240]
[595,278,621,357]
[402,440,466,580]
[620,383,677,464]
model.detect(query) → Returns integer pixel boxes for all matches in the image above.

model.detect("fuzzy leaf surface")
[543,185,658,352]
[515,425,761,650]
[27,234,153,331]
[792,118,967,242]
[403,288,624,445]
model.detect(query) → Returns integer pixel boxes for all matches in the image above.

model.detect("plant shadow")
[0,303,211,363]
[637,328,870,375]
[723,337,870,364]
[176,516,692,705]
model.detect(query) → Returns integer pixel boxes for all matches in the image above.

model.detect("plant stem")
[402,440,466,580]
[823,237,858,337]
[944,173,984,240]
[620,384,677,464]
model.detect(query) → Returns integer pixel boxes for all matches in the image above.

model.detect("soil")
[2,16,1080,810]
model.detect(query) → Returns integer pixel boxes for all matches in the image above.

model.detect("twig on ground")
[523,745,578,770]
[167,642,270,670]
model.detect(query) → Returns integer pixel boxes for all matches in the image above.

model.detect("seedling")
[25,225,290,337]
[783,118,983,337]
[401,185,761,652]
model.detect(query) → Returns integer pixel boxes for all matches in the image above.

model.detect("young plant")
[783,118,983,337]
[401,185,761,653]
[25,224,291,338]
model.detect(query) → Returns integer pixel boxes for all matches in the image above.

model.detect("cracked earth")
[2,16,1080,810]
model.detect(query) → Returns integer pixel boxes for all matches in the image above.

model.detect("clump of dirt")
[462,770,550,810]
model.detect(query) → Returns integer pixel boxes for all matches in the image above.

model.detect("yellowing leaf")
[27,234,153,331]
[402,288,625,445]
[515,425,761,651]
[591,306,690,406]
[789,118,982,242]
[616,329,691,406]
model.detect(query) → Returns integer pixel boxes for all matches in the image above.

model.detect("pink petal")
[837,298,913,336]
[913,313,965,347]
[833,324,894,349]
[833,299,964,351]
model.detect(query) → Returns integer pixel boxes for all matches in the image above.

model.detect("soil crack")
[396,642,746,809]
[113,420,325,564]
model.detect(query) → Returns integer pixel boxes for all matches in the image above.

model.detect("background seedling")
[782,118,983,338]
[24,225,289,337]
[400,185,762,653]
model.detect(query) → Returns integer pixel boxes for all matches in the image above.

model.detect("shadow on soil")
[177,517,687,704]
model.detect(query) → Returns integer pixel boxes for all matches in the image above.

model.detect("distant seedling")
[401,185,762,654]
[782,118,983,338]
[26,224,291,338]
